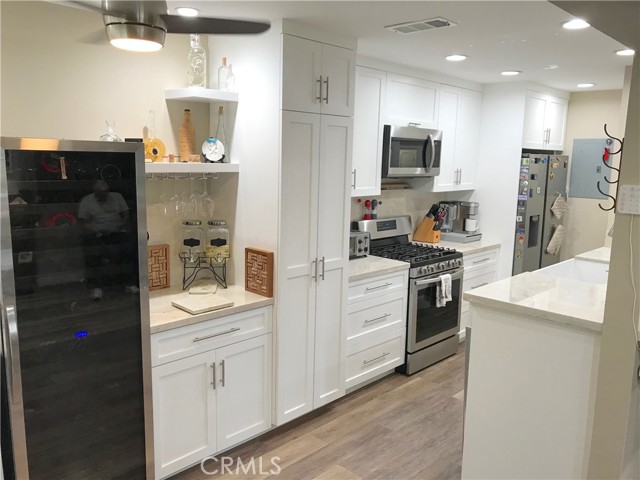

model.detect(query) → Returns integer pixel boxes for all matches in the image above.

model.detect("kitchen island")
[461,250,609,479]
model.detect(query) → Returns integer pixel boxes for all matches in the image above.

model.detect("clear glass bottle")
[187,34,207,88]
[206,220,230,263]
[181,220,204,263]
[217,57,234,91]
[214,106,228,162]
[99,120,123,142]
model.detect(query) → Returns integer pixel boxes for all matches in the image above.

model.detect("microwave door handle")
[421,135,430,170]
[427,134,436,170]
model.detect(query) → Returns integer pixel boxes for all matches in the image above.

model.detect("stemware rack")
[179,253,228,290]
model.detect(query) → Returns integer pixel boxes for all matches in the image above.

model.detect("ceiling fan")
[61,1,270,52]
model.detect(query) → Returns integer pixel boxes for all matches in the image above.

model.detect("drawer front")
[464,248,499,271]
[461,267,497,313]
[347,290,407,343]
[348,271,407,304]
[151,307,272,366]
[345,328,405,390]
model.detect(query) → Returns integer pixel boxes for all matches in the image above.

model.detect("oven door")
[407,268,462,353]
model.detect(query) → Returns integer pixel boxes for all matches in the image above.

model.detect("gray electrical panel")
[568,138,613,199]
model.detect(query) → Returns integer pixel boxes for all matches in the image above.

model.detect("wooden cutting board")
[171,294,234,315]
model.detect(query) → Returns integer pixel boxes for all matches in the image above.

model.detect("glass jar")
[206,220,230,262]
[181,220,204,263]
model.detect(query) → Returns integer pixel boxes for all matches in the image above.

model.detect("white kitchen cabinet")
[385,73,439,128]
[345,271,408,391]
[522,90,568,151]
[433,85,482,192]
[282,35,355,117]
[277,111,351,425]
[460,247,500,336]
[151,307,273,480]
[351,66,386,197]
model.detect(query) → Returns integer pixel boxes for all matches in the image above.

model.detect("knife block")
[413,217,441,243]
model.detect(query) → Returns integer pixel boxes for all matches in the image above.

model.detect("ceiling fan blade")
[159,15,270,35]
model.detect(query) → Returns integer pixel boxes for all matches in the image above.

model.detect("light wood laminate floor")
[174,344,465,480]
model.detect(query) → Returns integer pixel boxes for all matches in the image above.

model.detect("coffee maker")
[440,201,482,243]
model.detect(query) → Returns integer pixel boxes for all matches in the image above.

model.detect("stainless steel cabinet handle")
[471,282,489,290]
[364,313,391,325]
[472,258,491,265]
[320,256,326,281]
[324,77,329,104]
[312,258,318,282]
[408,122,421,127]
[220,360,226,387]
[4,305,22,405]
[365,282,393,291]
[363,352,389,365]
[316,76,323,102]
[193,327,240,342]
[458,168,462,185]
[211,362,217,390]
[352,169,356,189]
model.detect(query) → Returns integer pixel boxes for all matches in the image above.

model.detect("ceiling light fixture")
[616,48,635,56]
[446,54,467,62]
[176,7,199,17]
[577,83,595,88]
[563,19,590,30]
[501,70,521,76]
[106,23,165,52]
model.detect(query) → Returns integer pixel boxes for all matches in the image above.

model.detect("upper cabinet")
[522,90,568,151]
[351,66,386,197]
[282,35,355,117]
[433,85,482,192]
[385,74,439,128]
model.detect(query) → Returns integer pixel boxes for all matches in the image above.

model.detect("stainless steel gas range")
[358,216,463,375]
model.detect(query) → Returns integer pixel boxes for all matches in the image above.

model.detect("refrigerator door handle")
[4,305,23,405]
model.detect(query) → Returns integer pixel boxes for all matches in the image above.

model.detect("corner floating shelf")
[145,163,239,174]
[164,88,238,104]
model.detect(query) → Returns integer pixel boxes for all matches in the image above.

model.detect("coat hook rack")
[598,123,624,212]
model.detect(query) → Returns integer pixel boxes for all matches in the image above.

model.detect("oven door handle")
[414,270,463,287]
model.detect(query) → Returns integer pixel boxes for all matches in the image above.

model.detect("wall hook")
[596,180,616,211]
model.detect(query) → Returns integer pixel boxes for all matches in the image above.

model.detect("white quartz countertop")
[348,255,409,282]
[416,239,501,255]
[464,260,608,333]
[149,285,274,334]
[575,246,611,264]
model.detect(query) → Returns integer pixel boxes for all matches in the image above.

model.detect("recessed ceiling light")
[616,49,635,56]
[176,7,199,17]
[563,19,590,30]
[577,83,595,88]
[501,70,521,76]
[446,54,467,62]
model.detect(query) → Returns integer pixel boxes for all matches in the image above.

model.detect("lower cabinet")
[346,270,408,391]
[151,307,272,480]
[460,247,500,335]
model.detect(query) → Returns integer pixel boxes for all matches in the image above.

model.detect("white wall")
[561,89,623,261]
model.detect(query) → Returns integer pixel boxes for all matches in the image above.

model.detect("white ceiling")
[166,0,634,92]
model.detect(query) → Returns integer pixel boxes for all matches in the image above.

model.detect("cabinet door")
[276,111,320,425]
[433,86,459,192]
[282,35,322,114]
[152,351,216,479]
[456,88,482,190]
[522,91,547,149]
[215,335,272,451]
[314,115,352,407]
[544,96,568,150]
[385,74,439,128]
[352,67,385,197]
[320,44,355,117]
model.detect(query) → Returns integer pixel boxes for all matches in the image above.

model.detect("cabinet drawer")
[151,307,272,366]
[464,248,499,271]
[461,267,497,313]
[347,290,406,344]
[345,328,405,390]
[348,271,407,303]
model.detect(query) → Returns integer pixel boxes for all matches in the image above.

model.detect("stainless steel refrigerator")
[0,138,153,479]
[513,153,569,275]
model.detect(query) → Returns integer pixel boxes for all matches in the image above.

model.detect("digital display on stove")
[376,220,397,232]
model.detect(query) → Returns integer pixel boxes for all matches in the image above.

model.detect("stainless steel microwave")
[381,125,442,178]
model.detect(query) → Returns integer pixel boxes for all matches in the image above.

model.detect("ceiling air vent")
[386,17,458,35]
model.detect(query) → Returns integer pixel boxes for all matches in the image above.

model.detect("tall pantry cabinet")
[276,31,355,425]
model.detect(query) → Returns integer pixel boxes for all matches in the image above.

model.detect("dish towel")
[551,194,569,220]
[436,274,452,308]
[546,225,565,255]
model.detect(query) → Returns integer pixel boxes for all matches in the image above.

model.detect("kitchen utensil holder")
[413,217,441,243]
[179,253,227,290]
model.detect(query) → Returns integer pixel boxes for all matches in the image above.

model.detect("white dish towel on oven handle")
[436,274,452,308]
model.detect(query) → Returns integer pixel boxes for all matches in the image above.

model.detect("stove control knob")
[447,260,454,268]
[456,259,463,267]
